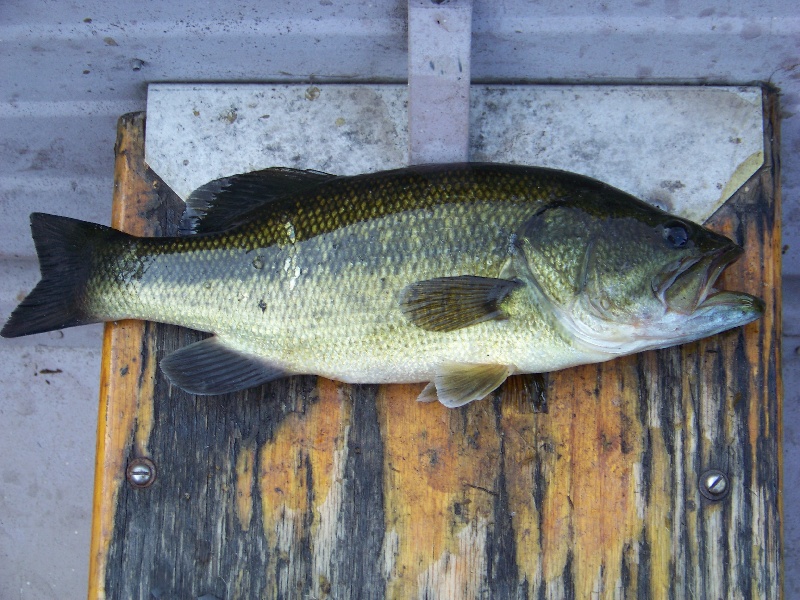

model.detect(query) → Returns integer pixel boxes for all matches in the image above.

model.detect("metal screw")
[699,469,729,501]
[127,457,156,488]
[130,58,145,71]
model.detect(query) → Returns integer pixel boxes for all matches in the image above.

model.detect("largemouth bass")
[1,164,763,407]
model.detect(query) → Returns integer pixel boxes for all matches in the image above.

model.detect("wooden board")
[88,91,783,599]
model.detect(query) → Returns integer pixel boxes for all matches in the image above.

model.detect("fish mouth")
[653,243,755,315]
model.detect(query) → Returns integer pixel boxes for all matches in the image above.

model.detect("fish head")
[517,189,764,356]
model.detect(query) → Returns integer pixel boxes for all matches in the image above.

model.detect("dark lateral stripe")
[135,163,582,255]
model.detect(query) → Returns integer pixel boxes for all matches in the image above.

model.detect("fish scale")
[86,167,569,380]
[1,163,763,406]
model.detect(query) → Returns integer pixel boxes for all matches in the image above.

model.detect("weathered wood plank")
[89,90,782,599]
[89,112,165,600]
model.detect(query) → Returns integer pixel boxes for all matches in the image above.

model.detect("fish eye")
[664,222,690,248]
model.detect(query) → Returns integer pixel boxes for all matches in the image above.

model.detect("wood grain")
[89,92,782,599]
[88,112,165,600]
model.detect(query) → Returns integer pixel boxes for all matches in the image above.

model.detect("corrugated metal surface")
[1,1,798,597]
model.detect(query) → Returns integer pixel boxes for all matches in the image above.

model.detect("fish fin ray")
[434,362,512,408]
[160,336,290,395]
[416,381,438,403]
[1,213,121,338]
[399,275,523,332]
[501,373,548,413]
[181,168,337,234]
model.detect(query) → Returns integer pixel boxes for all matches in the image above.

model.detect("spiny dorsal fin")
[399,275,523,332]
[417,362,512,408]
[181,168,337,234]
[160,336,291,395]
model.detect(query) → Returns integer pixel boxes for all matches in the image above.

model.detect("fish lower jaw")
[695,289,764,311]
[554,310,713,359]
[552,308,647,358]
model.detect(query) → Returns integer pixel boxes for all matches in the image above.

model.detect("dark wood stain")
[90,90,783,599]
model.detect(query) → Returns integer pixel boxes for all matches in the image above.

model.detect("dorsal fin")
[180,168,337,234]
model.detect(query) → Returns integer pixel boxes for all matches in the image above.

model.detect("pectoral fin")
[160,336,290,395]
[418,362,513,408]
[400,275,522,332]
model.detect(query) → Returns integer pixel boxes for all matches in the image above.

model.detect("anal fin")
[160,336,290,395]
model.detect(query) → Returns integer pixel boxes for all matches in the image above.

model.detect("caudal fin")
[2,213,122,338]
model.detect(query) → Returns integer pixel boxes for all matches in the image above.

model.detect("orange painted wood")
[89,112,161,600]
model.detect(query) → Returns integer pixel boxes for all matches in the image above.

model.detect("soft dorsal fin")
[399,275,523,333]
[180,168,337,234]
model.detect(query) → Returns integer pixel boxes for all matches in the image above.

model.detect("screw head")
[699,469,729,501]
[126,457,156,488]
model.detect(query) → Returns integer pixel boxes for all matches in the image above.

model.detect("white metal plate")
[146,83,763,224]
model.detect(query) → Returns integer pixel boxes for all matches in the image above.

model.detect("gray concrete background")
[1,1,798,598]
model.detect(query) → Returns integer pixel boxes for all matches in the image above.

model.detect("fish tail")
[1,213,125,338]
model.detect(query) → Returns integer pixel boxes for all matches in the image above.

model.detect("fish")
[1,163,764,407]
